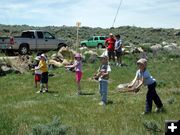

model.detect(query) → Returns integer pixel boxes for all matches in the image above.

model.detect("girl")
[65,53,82,95]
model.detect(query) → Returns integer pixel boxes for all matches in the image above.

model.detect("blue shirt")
[136,69,156,86]
[115,39,122,52]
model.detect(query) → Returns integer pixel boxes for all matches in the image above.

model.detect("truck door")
[36,31,45,50]
[93,37,98,47]
[87,37,93,47]
[43,32,57,50]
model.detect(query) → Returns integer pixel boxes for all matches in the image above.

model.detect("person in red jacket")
[105,33,116,64]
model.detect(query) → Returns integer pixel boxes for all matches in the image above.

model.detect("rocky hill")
[0,24,180,46]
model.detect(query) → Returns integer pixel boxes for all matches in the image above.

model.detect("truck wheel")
[81,43,86,47]
[97,44,103,48]
[19,45,29,55]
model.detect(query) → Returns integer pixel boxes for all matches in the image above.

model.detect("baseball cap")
[137,58,147,65]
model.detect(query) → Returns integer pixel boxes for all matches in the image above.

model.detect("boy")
[128,58,163,114]
[35,54,48,93]
[94,54,111,105]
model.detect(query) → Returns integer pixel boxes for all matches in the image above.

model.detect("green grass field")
[0,53,180,135]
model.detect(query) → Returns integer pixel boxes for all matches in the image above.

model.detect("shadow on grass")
[107,100,113,105]
[46,91,58,94]
[80,92,95,96]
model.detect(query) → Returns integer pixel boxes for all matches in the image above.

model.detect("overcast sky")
[0,0,180,28]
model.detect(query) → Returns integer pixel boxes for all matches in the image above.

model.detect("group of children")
[33,49,163,114]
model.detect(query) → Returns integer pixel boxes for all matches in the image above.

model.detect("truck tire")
[19,44,29,55]
[81,43,86,47]
[97,43,103,48]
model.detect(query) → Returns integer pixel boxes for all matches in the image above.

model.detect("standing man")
[105,33,116,65]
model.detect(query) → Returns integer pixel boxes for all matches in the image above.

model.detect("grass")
[0,52,180,135]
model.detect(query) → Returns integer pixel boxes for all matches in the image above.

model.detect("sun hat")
[137,58,147,65]
[74,53,81,58]
[34,56,41,61]
[40,54,47,60]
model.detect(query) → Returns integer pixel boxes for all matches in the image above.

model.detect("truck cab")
[80,36,107,48]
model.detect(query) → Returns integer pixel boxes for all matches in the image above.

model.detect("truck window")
[100,37,105,40]
[21,32,35,38]
[94,37,98,40]
[37,32,44,39]
[44,32,55,39]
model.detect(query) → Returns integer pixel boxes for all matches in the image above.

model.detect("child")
[94,54,111,105]
[128,58,163,114]
[34,56,41,88]
[35,54,49,93]
[65,53,82,95]
[115,34,123,66]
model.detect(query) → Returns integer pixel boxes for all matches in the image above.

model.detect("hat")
[34,56,40,61]
[74,53,81,58]
[98,54,108,59]
[109,33,113,36]
[137,58,147,65]
[40,54,47,60]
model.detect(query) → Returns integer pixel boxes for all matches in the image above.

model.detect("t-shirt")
[38,60,48,73]
[136,69,155,86]
[115,39,122,52]
[98,64,111,81]
[35,66,42,75]
[105,37,116,52]
[74,60,82,72]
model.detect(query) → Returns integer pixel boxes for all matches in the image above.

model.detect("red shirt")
[105,37,115,51]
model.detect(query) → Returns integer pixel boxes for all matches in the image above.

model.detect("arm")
[128,75,137,88]
[65,62,77,68]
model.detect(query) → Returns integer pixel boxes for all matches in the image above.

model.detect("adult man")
[105,33,116,64]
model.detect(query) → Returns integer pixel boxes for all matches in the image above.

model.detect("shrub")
[30,117,69,135]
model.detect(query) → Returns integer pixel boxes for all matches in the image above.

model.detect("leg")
[76,72,82,93]
[145,88,153,112]
[101,81,108,104]
[151,82,163,108]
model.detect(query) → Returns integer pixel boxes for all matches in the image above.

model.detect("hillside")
[0,24,180,46]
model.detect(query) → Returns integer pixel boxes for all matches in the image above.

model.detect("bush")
[30,117,69,135]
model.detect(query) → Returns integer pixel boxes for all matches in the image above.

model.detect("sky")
[0,0,180,29]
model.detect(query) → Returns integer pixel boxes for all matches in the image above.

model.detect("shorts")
[41,72,48,83]
[35,74,41,82]
[76,71,82,82]
[115,50,122,57]
[108,51,115,59]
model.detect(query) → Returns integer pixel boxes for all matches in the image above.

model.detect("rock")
[162,41,168,46]
[49,59,63,68]
[150,44,162,51]
[163,44,178,51]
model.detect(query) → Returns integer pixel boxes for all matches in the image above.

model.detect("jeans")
[145,82,163,112]
[99,80,108,103]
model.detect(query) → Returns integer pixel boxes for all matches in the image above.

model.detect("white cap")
[40,54,47,60]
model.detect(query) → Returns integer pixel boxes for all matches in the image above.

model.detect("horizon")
[0,0,180,29]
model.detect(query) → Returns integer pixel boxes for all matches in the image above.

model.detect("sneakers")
[36,90,42,93]
[141,111,150,115]
[98,101,106,106]
[36,89,48,93]
[155,107,164,113]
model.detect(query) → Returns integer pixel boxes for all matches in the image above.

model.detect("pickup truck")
[80,36,107,48]
[0,30,67,55]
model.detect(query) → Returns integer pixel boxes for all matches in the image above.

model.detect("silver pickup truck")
[0,30,67,55]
